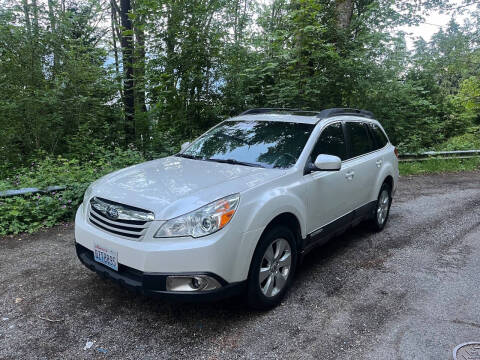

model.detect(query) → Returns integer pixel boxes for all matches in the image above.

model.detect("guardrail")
[0,186,66,198]
[1,150,479,196]
[399,150,480,162]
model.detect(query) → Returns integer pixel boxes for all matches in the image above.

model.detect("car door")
[304,122,353,235]
[367,121,389,171]
[343,121,379,212]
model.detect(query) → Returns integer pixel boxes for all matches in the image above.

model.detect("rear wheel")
[369,183,392,231]
[246,226,297,310]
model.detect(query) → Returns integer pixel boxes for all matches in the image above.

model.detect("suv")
[75,108,398,309]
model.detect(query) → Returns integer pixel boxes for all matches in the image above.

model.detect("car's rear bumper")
[76,243,246,302]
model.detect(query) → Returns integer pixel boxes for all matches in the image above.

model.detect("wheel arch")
[243,211,304,281]
[383,175,394,190]
[372,164,395,201]
[260,212,303,248]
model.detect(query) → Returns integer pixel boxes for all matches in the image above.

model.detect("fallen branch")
[37,315,64,322]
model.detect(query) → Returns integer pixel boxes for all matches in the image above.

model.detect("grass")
[399,157,480,175]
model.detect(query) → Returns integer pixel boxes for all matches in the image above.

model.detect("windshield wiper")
[175,153,204,160]
[206,158,265,168]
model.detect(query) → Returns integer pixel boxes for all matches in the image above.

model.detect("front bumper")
[75,206,263,283]
[76,243,246,301]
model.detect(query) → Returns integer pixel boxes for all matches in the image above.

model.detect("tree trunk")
[30,0,41,76]
[118,0,135,145]
[31,0,39,38]
[134,13,147,114]
[334,0,354,105]
[47,0,56,33]
[165,8,177,96]
[233,0,239,44]
[110,0,120,79]
[335,0,354,30]
[22,0,32,35]
[48,0,59,76]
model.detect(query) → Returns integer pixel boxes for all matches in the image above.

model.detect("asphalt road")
[1,171,480,360]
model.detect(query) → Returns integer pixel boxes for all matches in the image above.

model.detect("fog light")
[166,275,221,292]
[191,277,204,289]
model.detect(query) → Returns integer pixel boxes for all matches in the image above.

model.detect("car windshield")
[178,120,315,169]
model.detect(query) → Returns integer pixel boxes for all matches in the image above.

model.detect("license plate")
[94,244,118,271]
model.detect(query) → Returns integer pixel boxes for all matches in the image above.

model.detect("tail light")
[394,147,399,158]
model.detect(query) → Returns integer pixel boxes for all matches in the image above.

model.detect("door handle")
[345,171,355,180]
[376,160,383,168]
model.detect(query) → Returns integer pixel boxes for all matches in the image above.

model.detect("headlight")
[154,194,240,238]
[82,184,94,214]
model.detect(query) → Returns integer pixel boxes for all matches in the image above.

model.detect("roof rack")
[239,107,374,119]
[239,108,321,116]
[315,108,374,119]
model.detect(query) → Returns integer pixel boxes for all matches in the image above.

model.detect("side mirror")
[180,141,191,151]
[313,154,342,171]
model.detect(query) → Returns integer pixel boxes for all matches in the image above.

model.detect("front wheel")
[369,183,392,231]
[246,226,297,310]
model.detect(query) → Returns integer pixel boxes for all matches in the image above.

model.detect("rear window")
[345,122,373,158]
[368,123,389,149]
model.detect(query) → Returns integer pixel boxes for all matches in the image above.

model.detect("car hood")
[89,156,286,220]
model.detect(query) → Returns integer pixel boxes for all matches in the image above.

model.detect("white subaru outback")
[75,108,399,309]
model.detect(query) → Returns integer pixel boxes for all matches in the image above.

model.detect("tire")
[369,182,392,232]
[246,225,297,310]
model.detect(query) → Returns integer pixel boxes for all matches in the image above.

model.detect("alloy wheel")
[377,189,390,225]
[259,238,292,297]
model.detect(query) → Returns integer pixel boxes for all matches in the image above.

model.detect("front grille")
[88,197,153,240]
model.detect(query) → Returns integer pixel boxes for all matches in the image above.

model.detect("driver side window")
[311,122,347,161]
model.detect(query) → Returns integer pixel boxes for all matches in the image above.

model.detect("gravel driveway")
[1,171,480,359]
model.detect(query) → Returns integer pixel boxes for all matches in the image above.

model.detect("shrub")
[434,126,480,151]
[0,146,146,235]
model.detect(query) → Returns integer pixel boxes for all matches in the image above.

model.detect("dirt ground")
[1,171,480,359]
